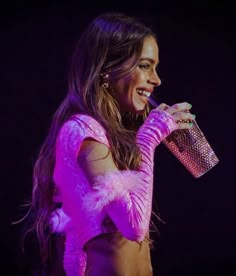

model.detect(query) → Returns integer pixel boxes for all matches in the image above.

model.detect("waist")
[84,232,153,276]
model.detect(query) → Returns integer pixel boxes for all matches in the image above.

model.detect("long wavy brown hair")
[29,12,156,263]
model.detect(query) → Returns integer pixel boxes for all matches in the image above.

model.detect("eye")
[139,63,151,70]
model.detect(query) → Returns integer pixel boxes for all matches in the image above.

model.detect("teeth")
[136,89,151,97]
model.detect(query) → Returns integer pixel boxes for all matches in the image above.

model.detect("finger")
[166,102,192,115]
[155,103,170,112]
[173,112,196,123]
[176,121,194,130]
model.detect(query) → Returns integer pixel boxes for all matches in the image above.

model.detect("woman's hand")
[155,102,195,129]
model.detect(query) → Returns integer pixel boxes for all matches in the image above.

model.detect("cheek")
[125,74,141,93]
[123,75,134,89]
[117,77,134,98]
[131,71,145,85]
[113,72,142,98]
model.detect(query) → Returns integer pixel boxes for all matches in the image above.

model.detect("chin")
[132,104,146,114]
[121,101,146,114]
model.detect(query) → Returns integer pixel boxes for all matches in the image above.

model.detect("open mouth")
[136,89,151,98]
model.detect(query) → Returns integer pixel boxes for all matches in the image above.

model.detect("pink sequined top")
[52,112,177,275]
[53,115,112,245]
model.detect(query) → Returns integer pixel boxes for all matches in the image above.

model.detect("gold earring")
[100,73,109,89]
[102,82,109,89]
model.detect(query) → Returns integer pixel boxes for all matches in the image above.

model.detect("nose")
[149,71,161,87]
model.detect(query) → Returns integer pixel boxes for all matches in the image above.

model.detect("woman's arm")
[77,110,178,242]
[54,104,194,242]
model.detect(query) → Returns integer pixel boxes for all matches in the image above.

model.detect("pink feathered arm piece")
[86,110,177,241]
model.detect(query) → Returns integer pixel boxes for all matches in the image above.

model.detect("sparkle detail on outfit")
[51,111,177,275]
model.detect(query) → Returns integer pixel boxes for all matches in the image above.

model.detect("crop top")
[51,112,177,275]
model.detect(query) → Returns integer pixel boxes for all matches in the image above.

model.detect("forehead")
[141,36,159,63]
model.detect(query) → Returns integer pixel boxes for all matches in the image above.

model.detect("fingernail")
[192,114,196,119]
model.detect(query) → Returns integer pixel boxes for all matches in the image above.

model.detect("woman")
[31,12,195,275]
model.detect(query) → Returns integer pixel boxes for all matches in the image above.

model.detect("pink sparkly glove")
[83,110,178,241]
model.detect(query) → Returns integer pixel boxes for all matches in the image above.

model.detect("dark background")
[1,0,235,275]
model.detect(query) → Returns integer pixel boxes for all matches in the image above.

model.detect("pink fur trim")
[83,170,143,212]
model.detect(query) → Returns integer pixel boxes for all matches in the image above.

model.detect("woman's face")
[112,36,161,114]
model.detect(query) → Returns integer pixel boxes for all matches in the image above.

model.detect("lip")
[137,87,153,93]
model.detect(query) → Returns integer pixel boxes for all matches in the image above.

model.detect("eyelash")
[139,63,159,72]
[139,63,151,70]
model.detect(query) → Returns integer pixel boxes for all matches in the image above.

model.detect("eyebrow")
[140,57,159,66]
